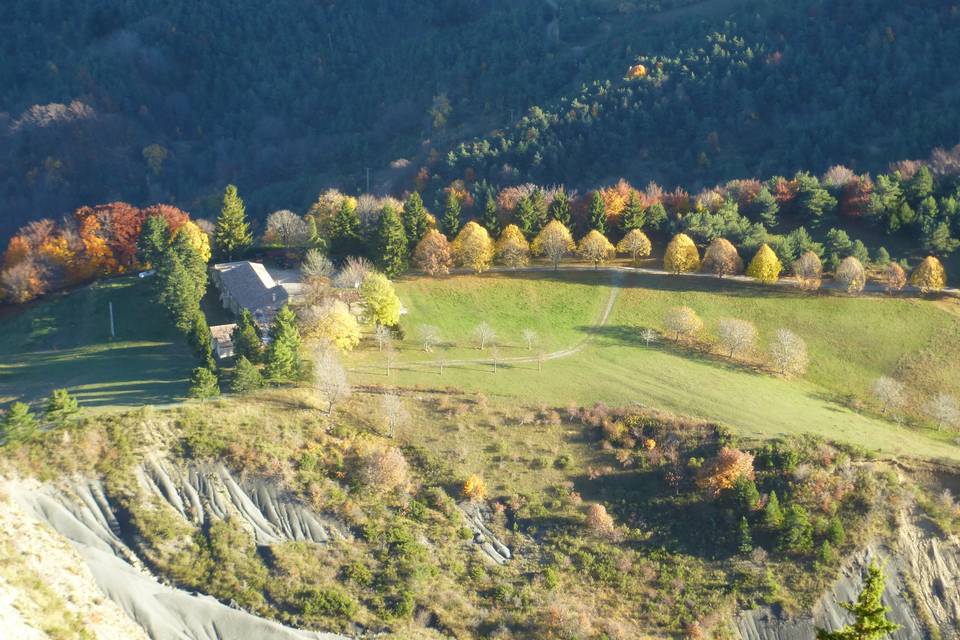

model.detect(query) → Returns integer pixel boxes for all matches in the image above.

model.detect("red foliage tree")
[840,175,873,218]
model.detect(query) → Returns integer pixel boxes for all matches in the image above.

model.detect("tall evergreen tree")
[752,187,780,227]
[549,189,571,226]
[622,191,646,231]
[530,188,549,234]
[45,389,79,425]
[516,195,537,236]
[158,253,203,333]
[762,490,784,531]
[645,202,668,230]
[440,190,462,239]
[482,190,500,236]
[189,311,216,369]
[816,562,899,640]
[588,191,607,233]
[231,356,264,393]
[737,516,753,554]
[232,309,263,363]
[1,402,37,444]
[330,198,361,256]
[170,230,208,299]
[188,367,220,400]
[265,305,303,381]
[402,192,429,250]
[375,205,409,277]
[137,214,171,269]
[215,184,253,260]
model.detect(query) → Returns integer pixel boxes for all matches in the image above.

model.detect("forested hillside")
[2,0,960,239]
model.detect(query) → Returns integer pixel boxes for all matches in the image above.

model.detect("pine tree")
[531,188,549,234]
[549,189,571,226]
[402,192,430,250]
[622,191,646,231]
[189,311,216,369]
[738,516,753,554]
[45,389,79,425]
[265,305,303,381]
[170,231,208,298]
[232,309,263,363]
[816,562,899,640]
[778,504,814,555]
[752,187,780,227]
[375,205,409,277]
[482,190,500,236]
[516,195,537,237]
[1,402,37,444]
[330,198,361,256]
[441,190,462,239]
[827,516,846,546]
[733,475,761,513]
[188,367,220,400]
[158,252,203,333]
[588,191,607,233]
[645,202,668,230]
[215,184,253,260]
[762,491,784,531]
[231,356,264,393]
[137,214,171,269]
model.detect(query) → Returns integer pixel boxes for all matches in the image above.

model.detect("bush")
[300,587,358,619]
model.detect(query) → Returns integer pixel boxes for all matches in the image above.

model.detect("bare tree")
[334,256,375,289]
[417,324,441,352]
[302,248,334,280]
[381,393,410,438]
[717,318,757,359]
[883,262,907,294]
[264,209,311,247]
[521,328,539,350]
[926,393,960,430]
[640,328,658,347]
[663,306,703,341]
[491,345,500,373]
[769,329,808,377]
[361,446,411,493]
[314,348,351,415]
[835,256,866,294]
[792,251,823,291]
[374,324,393,352]
[384,344,397,376]
[871,377,905,415]
[473,322,496,350]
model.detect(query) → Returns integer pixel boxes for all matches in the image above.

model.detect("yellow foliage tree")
[304,299,361,351]
[696,448,756,496]
[626,64,647,80]
[463,474,487,502]
[175,221,212,264]
[452,222,494,274]
[663,233,700,273]
[616,229,652,264]
[577,230,615,269]
[910,256,947,293]
[531,220,575,270]
[494,224,531,268]
[746,243,782,284]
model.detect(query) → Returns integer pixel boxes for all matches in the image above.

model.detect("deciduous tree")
[362,445,410,493]
[463,474,487,502]
[333,256,374,290]
[413,229,454,276]
[495,224,531,268]
[532,220,575,270]
[717,318,757,359]
[617,229,652,265]
[472,322,496,350]
[416,324,441,352]
[926,393,960,430]
[701,238,743,277]
[263,210,311,247]
[664,306,703,341]
[746,244,782,284]
[314,348,351,415]
[577,230,614,269]
[452,222,494,274]
[664,233,700,274]
[882,262,906,294]
[303,299,361,351]
[793,251,823,291]
[381,394,410,438]
[835,256,866,294]
[871,377,905,415]
[910,256,947,293]
[696,447,755,496]
[361,272,401,326]
[585,503,618,540]
[769,329,808,377]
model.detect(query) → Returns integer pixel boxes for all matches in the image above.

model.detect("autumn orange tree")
[696,447,756,496]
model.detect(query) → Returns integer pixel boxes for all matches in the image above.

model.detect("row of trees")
[0,388,80,445]
[871,376,960,431]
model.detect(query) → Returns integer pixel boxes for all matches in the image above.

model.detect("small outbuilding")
[209,323,237,360]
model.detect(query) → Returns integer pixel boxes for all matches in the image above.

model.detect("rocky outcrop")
[7,477,350,640]
[737,517,960,640]
[136,458,348,545]
[459,501,512,565]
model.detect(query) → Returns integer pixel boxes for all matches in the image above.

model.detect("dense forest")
[3,0,959,241]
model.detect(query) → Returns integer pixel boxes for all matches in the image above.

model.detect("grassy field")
[348,270,960,463]
[0,277,195,408]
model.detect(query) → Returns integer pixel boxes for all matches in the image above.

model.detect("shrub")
[300,587,358,619]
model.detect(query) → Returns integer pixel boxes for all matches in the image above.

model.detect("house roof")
[209,323,237,345]
[213,261,289,314]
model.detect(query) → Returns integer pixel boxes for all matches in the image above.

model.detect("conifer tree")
[189,311,216,369]
[778,504,814,555]
[215,184,253,260]
[516,195,537,237]
[441,190,462,239]
[762,490,784,531]
[158,253,203,333]
[265,305,303,381]
[231,356,264,393]
[751,187,780,227]
[531,188,549,234]
[330,198,361,256]
[738,516,753,554]
[622,191,646,231]
[816,562,899,640]
[549,188,572,226]
[232,309,264,363]
[375,205,409,277]
[188,367,220,400]
[402,192,429,250]
[645,202,668,230]
[1,402,37,444]
[588,191,607,233]
[45,389,79,425]
[482,190,500,236]
[137,214,171,269]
